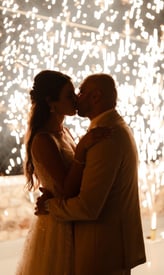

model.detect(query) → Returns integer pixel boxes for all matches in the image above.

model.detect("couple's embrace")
[16,71,146,275]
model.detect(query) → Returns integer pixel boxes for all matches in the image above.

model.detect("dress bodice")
[32,128,76,195]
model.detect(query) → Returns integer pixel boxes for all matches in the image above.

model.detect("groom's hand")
[34,187,54,215]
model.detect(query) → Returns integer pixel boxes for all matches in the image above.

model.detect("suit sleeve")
[49,137,122,221]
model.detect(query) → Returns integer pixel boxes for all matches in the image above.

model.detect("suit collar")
[89,109,122,130]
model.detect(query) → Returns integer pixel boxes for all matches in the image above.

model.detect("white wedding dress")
[16,131,76,275]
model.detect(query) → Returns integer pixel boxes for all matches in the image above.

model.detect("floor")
[0,234,164,275]
[0,175,164,274]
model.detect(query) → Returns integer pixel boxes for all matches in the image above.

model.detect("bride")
[16,70,110,275]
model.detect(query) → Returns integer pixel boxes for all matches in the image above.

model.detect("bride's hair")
[24,70,71,190]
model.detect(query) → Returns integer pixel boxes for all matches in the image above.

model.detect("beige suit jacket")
[49,109,146,275]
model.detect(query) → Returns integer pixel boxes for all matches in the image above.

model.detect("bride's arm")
[63,127,111,197]
[31,132,81,198]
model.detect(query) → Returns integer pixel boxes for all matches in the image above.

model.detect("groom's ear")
[91,89,102,104]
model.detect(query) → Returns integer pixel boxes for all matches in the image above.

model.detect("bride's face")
[54,81,77,116]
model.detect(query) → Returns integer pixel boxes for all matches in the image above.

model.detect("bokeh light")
[0,0,164,212]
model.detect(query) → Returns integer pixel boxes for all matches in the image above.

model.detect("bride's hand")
[74,127,113,163]
[80,127,113,150]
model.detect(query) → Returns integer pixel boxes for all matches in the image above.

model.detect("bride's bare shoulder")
[31,132,59,160]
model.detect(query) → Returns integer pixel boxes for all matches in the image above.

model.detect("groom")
[36,73,146,275]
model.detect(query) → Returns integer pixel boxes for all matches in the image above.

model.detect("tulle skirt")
[16,214,74,275]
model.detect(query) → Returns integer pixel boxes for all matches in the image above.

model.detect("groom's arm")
[48,138,120,221]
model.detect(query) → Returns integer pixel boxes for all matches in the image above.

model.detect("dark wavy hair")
[24,70,71,190]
